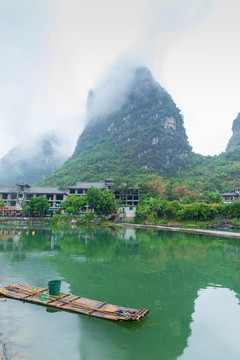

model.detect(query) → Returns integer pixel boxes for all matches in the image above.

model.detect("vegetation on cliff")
[37,66,240,195]
[38,67,191,189]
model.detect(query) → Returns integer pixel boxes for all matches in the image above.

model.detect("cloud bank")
[3,0,239,158]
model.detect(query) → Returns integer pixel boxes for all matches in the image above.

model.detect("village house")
[118,205,137,218]
[0,182,67,212]
[67,180,111,195]
[220,188,240,204]
[67,179,140,206]
[0,179,140,216]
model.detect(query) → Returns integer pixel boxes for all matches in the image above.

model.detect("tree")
[188,189,204,202]
[205,191,223,204]
[172,186,204,203]
[61,194,87,214]
[172,185,191,201]
[225,201,240,219]
[136,197,163,223]
[139,178,167,200]
[87,187,116,216]
[0,201,5,208]
[27,196,50,216]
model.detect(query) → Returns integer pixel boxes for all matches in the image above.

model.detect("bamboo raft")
[0,283,149,322]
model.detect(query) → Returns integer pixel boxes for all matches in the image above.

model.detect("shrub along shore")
[1,198,240,233]
[135,198,240,228]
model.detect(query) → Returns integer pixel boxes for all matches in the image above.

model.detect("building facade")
[0,179,140,214]
[67,181,110,195]
[67,179,140,206]
[0,182,67,211]
[220,188,240,204]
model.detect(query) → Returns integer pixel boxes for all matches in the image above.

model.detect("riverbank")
[1,217,240,239]
[0,218,48,226]
[122,223,240,239]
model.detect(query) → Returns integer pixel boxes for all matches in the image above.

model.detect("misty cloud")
[1,0,238,158]
[86,59,141,121]
[76,0,217,123]
[0,132,68,185]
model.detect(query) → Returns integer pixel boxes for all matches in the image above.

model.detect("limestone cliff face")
[226,113,240,151]
[38,67,192,188]
[72,67,191,174]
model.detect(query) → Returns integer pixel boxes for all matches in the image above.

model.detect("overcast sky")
[0,0,239,158]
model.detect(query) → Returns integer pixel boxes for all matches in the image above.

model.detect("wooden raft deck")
[0,283,149,322]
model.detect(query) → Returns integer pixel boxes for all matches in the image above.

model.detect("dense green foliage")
[38,67,191,189]
[86,187,116,215]
[37,143,240,194]
[169,149,240,192]
[61,194,87,214]
[24,196,50,215]
[136,198,240,223]
[36,68,240,195]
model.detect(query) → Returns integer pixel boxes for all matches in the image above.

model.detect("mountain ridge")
[226,113,240,151]
[36,66,240,193]
[39,66,193,189]
[0,134,67,186]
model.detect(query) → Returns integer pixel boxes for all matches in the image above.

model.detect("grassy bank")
[0,213,239,230]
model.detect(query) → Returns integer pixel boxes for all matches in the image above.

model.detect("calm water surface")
[1,225,240,360]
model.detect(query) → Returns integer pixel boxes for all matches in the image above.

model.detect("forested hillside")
[169,148,240,192]
[38,66,240,194]
[39,67,191,189]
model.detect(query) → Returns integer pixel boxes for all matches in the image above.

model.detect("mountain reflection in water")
[0,225,240,360]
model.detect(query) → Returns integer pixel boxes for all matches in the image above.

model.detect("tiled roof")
[67,182,107,190]
[0,186,66,194]
[26,187,66,194]
[0,186,18,193]
[16,182,30,187]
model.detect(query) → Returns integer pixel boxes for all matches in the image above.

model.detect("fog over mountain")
[1,0,240,159]
[38,66,193,189]
[0,134,68,186]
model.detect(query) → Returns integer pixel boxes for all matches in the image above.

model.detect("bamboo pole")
[5,284,140,318]
[56,300,139,318]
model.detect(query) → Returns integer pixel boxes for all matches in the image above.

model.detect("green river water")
[1,225,240,360]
